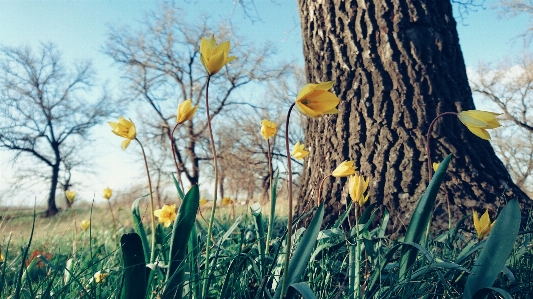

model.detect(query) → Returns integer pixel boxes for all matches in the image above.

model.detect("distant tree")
[498,0,533,44]
[0,43,112,216]
[104,3,290,191]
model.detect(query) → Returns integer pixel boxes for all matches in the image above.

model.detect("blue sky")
[0,0,530,206]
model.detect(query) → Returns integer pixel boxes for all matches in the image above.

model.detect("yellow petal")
[315,81,335,91]
[121,139,131,150]
[207,51,226,75]
[305,91,341,112]
[458,113,489,128]
[213,41,230,57]
[295,101,322,117]
[466,126,491,140]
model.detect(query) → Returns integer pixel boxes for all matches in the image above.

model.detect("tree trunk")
[296,0,530,231]
[45,164,60,217]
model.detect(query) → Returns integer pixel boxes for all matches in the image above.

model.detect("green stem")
[170,123,185,196]
[266,139,274,254]
[281,103,295,298]
[203,75,218,298]
[354,204,361,299]
[135,138,156,263]
[107,200,118,250]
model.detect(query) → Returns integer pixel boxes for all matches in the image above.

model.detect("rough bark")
[296,0,530,232]
[45,164,60,217]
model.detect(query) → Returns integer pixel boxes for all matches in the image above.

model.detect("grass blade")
[132,194,151,263]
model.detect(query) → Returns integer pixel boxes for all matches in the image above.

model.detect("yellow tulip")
[332,160,357,177]
[200,35,237,75]
[103,187,112,200]
[295,81,341,117]
[457,110,501,140]
[80,220,90,231]
[200,198,208,206]
[348,174,370,206]
[177,99,198,124]
[473,210,495,240]
[432,162,440,173]
[292,142,309,160]
[65,191,76,203]
[108,117,137,150]
[260,119,277,140]
[221,197,233,205]
[153,204,177,228]
[0,253,4,264]
[93,271,109,283]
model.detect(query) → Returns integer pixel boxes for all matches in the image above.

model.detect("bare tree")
[104,3,290,191]
[498,0,533,44]
[0,43,113,216]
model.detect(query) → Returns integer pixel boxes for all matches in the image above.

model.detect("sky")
[0,0,530,207]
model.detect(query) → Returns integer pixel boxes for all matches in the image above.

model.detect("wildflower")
[433,162,440,173]
[200,198,208,206]
[94,271,109,283]
[332,160,357,177]
[153,204,177,228]
[457,110,501,140]
[292,142,309,160]
[0,253,4,264]
[80,220,90,231]
[221,197,233,205]
[177,99,198,124]
[65,191,76,203]
[103,187,112,200]
[473,210,495,240]
[295,81,341,117]
[200,35,237,75]
[348,174,370,206]
[260,119,277,140]
[108,117,137,150]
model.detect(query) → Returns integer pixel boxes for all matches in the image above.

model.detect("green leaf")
[287,282,317,299]
[172,173,185,200]
[187,224,201,299]
[273,202,324,299]
[399,154,451,279]
[132,194,150,263]
[463,199,520,299]
[333,200,353,229]
[120,233,147,299]
[163,184,200,299]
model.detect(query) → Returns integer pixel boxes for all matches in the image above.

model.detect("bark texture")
[296,0,530,232]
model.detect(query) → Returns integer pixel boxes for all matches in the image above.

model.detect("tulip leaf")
[333,200,354,229]
[172,173,185,200]
[163,184,200,299]
[463,199,520,299]
[131,194,150,263]
[399,154,451,280]
[273,202,324,299]
[120,233,147,299]
[187,224,201,299]
[287,282,317,299]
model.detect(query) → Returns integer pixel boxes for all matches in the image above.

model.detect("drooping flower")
[260,119,277,140]
[103,187,112,200]
[177,99,198,124]
[94,271,109,283]
[432,162,440,173]
[153,204,177,228]
[457,110,501,140]
[348,174,370,206]
[108,117,137,150]
[473,210,496,240]
[295,81,341,117]
[200,35,237,75]
[65,191,76,203]
[221,197,233,205]
[332,160,357,177]
[292,142,309,160]
[80,220,90,231]
[200,198,208,206]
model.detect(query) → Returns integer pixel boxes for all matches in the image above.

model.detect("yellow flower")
[103,187,112,200]
[473,210,495,240]
[200,198,208,206]
[457,110,501,140]
[177,99,198,124]
[260,119,277,140]
[80,220,90,231]
[332,160,357,177]
[200,35,237,75]
[65,191,76,203]
[348,174,370,206]
[292,142,309,160]
[433,162,440,173]
[108,117,137,150]
[221,197,233,205]
[94,271,109,283]
[295,81,341,117]
[153,204,177,228]
[0,253,4,263]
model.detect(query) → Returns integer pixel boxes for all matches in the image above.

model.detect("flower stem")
[266,139,274,254]
[281,102,296,298]
[316,174,332,206]
[203,75,219,298]
[107,200,118,250]
[135,138,156,263]
[170,123,185,195]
